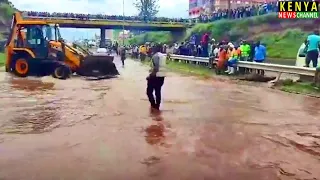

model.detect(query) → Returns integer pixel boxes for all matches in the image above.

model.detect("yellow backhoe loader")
[4,12,119,79]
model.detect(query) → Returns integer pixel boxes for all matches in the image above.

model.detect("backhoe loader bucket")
[77,55,119,78]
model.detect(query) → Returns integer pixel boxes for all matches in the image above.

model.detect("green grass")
[257,29,308,59]
[280,81,320,96]
[141,58,214,78]
[165,61,214,77]
[0,53,5,66]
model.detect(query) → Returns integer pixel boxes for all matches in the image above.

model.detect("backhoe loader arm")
[5,12,23,69]
[48,40,85,70]
[5,12,23,47]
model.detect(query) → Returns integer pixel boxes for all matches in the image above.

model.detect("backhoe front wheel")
[52,65,71,80]
[13,58,29,77]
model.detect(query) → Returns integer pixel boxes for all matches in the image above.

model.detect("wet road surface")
[0,57,320,180]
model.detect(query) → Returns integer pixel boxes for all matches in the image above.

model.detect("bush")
[0,1,15,40]
[0,3,15,19]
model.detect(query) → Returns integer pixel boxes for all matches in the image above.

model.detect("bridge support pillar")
[100,28,106,48]
[171,30,186,43]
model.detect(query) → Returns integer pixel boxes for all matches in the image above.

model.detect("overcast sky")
[10,0,189,18]
[9,0,189,41]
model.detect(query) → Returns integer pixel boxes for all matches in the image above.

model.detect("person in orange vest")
[216,45,229,74]
[225,45,240,75]
[139,45,147,61]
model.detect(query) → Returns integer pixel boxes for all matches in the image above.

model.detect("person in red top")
[201,32,210,57]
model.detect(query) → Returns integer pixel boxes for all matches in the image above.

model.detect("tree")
[134,0,159,20]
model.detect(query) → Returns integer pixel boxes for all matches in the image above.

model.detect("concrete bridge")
[23,16,188,47]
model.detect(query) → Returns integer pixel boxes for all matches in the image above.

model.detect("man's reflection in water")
[145,108,165,145]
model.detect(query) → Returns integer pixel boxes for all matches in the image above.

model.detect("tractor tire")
[52,65,71,80]
[12,57,30,77]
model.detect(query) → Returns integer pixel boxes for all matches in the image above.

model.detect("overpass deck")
[23,16,188,31]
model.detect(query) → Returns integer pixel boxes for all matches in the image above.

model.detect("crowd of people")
[21,2,278,24]
[22,11,188,23]
[197,2,278,23]
[126,38,266,75]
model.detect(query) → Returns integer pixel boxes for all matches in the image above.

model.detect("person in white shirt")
[132,45,139,59]
[213,47,219,57]
[146,44,166,110]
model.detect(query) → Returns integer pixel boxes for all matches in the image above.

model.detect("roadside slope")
[129,14,318,59]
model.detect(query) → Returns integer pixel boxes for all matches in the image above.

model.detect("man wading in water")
[146,44,166,110]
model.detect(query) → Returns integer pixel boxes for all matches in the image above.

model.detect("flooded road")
[0,57,319,180]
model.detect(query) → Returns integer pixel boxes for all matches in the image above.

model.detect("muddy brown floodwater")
[0,57,320,180]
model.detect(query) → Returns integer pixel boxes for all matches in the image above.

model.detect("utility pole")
[227,0,231,18]
[122,0,125,46]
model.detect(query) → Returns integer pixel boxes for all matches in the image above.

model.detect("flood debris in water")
[1,106,60,134]
[9,78,55,92]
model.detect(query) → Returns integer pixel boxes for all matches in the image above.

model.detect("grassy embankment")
[132,14,320,95]
[129,14,315,60]
[280,80,320,97]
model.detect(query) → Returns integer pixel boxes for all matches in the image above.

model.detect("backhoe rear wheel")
[52,65,71,80]
[13,58,30,77]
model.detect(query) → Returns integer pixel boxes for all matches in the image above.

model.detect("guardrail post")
[275,72,282,82]
[314,69,320,86]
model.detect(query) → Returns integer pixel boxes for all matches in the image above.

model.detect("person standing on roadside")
[119,46,126,67]
[240,40,251,73]
[139,44,147,61]
[201,32,210,57]
[146,44,167,111]
[254,41,267,75]
[305,30,320,68]
[216,45,228,74]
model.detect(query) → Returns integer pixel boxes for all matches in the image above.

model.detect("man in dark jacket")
[120,46,126,66]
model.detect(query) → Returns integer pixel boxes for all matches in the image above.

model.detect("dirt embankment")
[246,18,320,41]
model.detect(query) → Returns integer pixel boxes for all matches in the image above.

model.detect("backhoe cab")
[5,12,119,79]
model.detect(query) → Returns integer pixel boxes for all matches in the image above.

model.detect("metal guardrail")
[166,54,316,77]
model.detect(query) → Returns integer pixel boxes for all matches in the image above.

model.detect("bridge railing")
[23,16,190,25]
[165,54,316,80]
